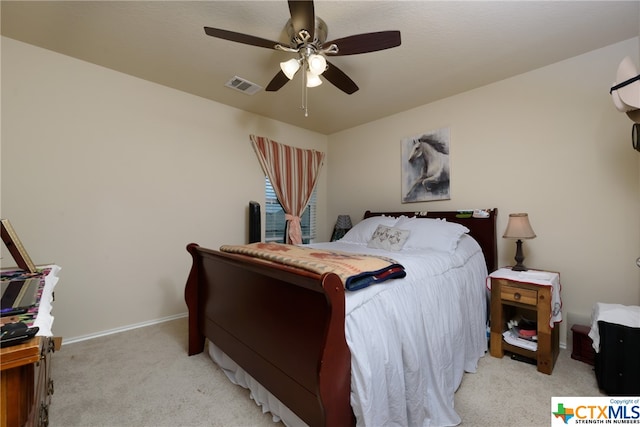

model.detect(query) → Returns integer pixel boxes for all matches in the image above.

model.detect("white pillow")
[394,217,469,253]
[340,216,399,243]
[367,225,410,251]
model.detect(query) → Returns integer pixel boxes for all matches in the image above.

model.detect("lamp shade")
[308,54,327,75]
[331,215,352,241]
[503,213,536,239]
[306,71,323,88]
[280,58,301,80]
[335,215,352,230]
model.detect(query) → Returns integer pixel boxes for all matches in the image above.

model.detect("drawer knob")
[514,292,521,301]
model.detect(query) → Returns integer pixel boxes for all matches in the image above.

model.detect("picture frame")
[1,219,37,273]
[401,127,451,203]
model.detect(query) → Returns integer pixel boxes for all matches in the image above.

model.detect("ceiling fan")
[204,0,401,112]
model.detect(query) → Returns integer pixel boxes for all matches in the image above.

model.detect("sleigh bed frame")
[184,209,498,427]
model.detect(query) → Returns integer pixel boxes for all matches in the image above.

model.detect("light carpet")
[48,317,603,426]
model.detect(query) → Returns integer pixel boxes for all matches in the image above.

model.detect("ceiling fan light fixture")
[306,71,323,88]
[203,0,401,117]
[280,58,301,80]
[307,54,327,75]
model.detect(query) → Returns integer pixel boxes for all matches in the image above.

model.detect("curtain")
[250,134,325,244]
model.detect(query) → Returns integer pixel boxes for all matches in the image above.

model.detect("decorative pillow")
[367,225,410,251]
[394,217,469,253]
[340,216,399,243]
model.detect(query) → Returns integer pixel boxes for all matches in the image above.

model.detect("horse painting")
[402,130,451,202]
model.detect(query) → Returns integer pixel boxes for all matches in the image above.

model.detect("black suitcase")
[594,320,640,396]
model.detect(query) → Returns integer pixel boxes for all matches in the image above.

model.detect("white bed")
[208,216,489,427]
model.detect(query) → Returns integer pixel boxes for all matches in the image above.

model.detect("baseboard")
[61,312,569,349]
[61,312,188,345]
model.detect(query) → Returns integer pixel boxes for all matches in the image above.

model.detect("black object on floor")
[510,352,537,366]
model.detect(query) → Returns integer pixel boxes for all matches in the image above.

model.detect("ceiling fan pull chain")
[302,59,309,117]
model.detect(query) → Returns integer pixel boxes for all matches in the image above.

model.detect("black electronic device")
[510,352,537,366]
[1,277,40,314]
[249,201,261,243]
[1,321,39,348]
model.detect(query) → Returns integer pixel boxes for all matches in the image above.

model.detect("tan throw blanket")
[219,242,406,291]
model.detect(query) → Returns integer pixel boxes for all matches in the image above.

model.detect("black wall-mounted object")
[632,123,639,152]
[249,201,261,243]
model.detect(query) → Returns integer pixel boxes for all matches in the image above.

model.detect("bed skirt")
[208,341,308,427]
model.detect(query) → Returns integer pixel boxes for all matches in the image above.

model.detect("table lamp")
[331,215,352,241]
[503,213,536,271]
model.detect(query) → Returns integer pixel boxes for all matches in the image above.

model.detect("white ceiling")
[2,1,639,134]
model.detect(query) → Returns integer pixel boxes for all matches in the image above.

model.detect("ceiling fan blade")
[204,27,280,50]
[323,61,359,94]
[324,31,401,56]
[265,70,291,92]
[288,0,315,41]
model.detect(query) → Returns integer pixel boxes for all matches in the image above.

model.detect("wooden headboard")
[363,208,498,273]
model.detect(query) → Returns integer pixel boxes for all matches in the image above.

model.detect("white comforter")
[210,235,488,427]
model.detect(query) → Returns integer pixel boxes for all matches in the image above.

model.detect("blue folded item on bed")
[345,265,406,291]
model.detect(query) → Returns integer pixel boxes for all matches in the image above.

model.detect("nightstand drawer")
[501,285,537,306]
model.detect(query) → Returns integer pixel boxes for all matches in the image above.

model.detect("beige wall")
[1,37,329,340]
[3,35,639,346]
[327,38,640,345]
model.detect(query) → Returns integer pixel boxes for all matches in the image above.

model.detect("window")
[264,177,317,243]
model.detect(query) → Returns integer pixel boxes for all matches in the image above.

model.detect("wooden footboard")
[185,243,354,427]
[184,209,497,426]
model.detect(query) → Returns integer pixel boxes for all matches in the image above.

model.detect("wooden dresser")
[1,265,61,427]
[1,336,59,427]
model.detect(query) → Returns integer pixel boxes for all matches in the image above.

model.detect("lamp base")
[511,239,529,271]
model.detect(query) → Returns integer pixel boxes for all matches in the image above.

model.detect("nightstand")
[489,268,562,375]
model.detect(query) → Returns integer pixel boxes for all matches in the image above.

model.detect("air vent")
[225,76,262,95]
